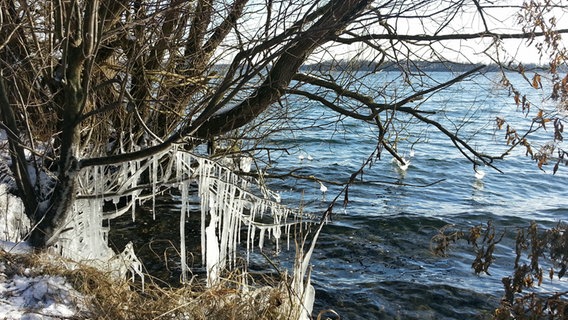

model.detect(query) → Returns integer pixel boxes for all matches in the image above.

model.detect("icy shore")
[0,241,90,319]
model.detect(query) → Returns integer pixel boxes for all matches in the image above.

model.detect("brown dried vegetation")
[0,249,299,320]
[433,221,568,319]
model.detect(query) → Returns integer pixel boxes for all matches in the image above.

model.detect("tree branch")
[336,29,568,44]
[191,0,373,138]
[0,75,38,216]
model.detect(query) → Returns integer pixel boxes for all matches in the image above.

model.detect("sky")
[215,1,568,66]
[440,1,568,64]
[308,1,568,65]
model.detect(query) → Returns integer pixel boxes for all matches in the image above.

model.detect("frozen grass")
[0,247,306,320]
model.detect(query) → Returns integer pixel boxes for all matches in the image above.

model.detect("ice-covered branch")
[73,146,310,287]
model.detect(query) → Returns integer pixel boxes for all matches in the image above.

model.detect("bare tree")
[0,0,565,254]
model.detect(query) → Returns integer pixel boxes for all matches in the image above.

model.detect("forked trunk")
[29,45,85,247]
[28,157,79,247]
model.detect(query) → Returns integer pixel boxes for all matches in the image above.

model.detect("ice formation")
[70,146,308,287]
[1,143,315,317]
[0,184,28,243]
[475,169,486,179]
[192,154,301,285]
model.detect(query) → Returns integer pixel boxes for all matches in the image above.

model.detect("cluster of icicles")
[57,145,316,317]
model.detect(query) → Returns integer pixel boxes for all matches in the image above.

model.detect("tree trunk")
[28,126,80,247]
[29,42,86,247]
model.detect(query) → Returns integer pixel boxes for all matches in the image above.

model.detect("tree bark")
[29,54,84,246]
[28,0,97,247]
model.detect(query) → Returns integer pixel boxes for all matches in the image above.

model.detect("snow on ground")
[0,241,90,319]
[0,179,90,319]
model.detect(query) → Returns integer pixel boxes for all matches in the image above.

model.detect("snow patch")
[0,241,32,255]
[0,184,30,243]
[0,261,89,319]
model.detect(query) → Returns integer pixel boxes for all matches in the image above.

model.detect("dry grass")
[0,249,304,320]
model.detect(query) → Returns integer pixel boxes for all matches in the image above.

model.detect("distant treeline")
[299,60,558,73]
[212,59,563,74]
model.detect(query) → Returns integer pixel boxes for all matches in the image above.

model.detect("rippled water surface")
[111,71,568,319]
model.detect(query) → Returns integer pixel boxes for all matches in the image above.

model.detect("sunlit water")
[110,71,568,319]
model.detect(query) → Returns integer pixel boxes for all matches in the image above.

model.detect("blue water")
[258,71,568,319]
[110,70,568,319]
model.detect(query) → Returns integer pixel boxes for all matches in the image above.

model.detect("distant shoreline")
[300,60,555,73]
[213,60,559,73]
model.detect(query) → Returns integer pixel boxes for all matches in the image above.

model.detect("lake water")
[110,70,568,319]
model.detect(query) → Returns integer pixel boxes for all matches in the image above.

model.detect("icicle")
[180,181,189,283]
[175,152,183,186]
[239,156,252,173]
[258,227,266,251]
[299,273,315,320]
[292,218,325,320]
[233,214,240,267]
[127,159,138,222]
[246,220,253,262]
[206,214,220,287]
[286,221,291,251]
[218,180,239,269]
[89,199,98,258]
[198,158,212,266]
[151,154,158,220]
[122,242,145,291]
[273,225,281,253]
[131,196,136,222]
[233,192,245,266]
[250,225,256,253]
[162,145,175,183]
